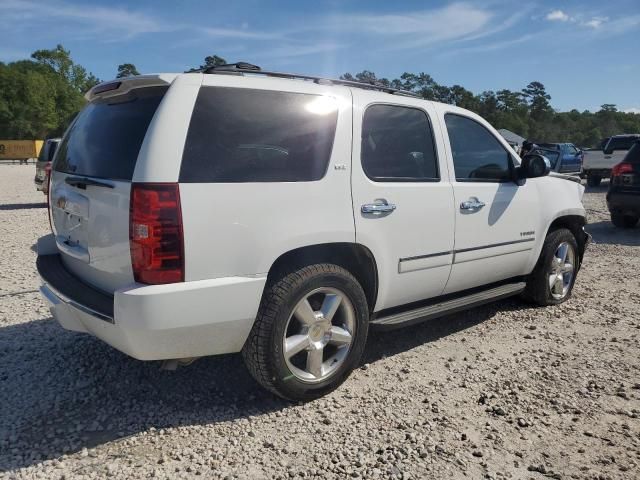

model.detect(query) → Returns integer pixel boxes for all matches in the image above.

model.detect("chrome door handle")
[361,199,396,215]
[460,198,486,210]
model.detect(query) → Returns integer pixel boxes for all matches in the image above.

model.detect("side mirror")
[519,154,551,179]
[603,147,614,155]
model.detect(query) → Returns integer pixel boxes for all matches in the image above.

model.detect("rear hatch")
[613,142,640,194]
[49,83,169,293]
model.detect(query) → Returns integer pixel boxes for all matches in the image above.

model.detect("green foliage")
[342,70,640,147]
[186,55,228,72]
[0,45,99,139]
[2,47,639,146]
[116,63,140,78]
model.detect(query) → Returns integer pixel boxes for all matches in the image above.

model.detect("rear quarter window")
[54,86,167,180]
[180,87,338,183]
[625,142,640,164]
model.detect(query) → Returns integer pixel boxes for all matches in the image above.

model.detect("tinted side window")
[608,136,638,151]
[445,114,512,182]
[54,87,167,180]
[361,104,438,182]
[48,142,59,162]
[180,88,338,183]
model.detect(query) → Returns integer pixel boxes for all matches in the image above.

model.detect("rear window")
[180,87,338,182]
[606,136,639,151]
[54,86,167,180]
[625,141,640,164]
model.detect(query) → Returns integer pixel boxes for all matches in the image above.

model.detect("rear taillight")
[45,164,52,231]
[129,183,184,285]
[611,162,633,177]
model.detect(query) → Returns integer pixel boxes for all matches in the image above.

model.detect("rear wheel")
[587,175,601,187]
[523,228,579,306]
[242,264,369,401]
[611,213,639,228]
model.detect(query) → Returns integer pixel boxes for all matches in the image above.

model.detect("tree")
[187,54,228,72]
[0,45,95,139]
[599,104,617,113]
[31,44,99,93]
[116,63,140,78]
[522,81,552,121]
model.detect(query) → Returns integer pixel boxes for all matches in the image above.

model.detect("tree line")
[1,47,638,147]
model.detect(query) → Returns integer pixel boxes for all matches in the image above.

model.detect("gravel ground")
[0,165,638,480]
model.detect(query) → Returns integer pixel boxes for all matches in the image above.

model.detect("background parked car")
[583,134,640,187]
[607,140,640,228]
[534,143,583,174]
[34,138,61,194]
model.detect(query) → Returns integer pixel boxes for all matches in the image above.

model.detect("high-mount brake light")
[93,81,122,95]
[129,183,184,284]
[611,162,633,176]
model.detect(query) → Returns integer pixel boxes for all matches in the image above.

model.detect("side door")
[438,108,539,295]
[351,91,455,312]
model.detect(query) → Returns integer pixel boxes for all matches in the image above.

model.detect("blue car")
[533,143,583,174]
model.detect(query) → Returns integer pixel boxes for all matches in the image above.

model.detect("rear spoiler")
[85,74,182,102]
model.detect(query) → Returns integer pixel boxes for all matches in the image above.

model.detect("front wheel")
[523,228,579,306]
[242,264,369,401]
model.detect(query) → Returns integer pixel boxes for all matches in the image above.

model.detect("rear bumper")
[37,252,266,360]
[607,191,640,216]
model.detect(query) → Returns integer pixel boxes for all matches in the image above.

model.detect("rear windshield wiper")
[64,176,115,189]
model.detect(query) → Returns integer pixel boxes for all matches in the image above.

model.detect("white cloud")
[0,0,173,39]
[546,10,570,22]
[582,17,608,29]
[361,3,489,48]
[0,0,274,41]
[623,108,640,114]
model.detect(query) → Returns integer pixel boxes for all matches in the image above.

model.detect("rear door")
[49,85,169,293]
[351,91,455,311]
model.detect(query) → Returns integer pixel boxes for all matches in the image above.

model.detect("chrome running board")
[371,282,526,330]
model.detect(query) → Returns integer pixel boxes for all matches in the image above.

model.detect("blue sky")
[2,0,639,112]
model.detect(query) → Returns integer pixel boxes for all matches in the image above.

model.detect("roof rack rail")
[201,62,420,98]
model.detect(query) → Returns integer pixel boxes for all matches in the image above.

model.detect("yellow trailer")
[0,140,44,163]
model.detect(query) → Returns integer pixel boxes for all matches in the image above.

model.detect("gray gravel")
[1,165,638,479]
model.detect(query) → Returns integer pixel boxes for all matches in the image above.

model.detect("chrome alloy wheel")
[549,241,575,300]
[283,287,356,383]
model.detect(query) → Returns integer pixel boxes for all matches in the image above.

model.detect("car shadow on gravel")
[586,220,639,246]
[0,202,47,211]
[0,318,286,471]
[363,297,528,363]
[1,298,529,472]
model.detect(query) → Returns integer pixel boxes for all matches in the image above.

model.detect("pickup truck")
[583,134,640,186]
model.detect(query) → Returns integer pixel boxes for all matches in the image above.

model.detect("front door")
[438,111,538,295]
[351,92,455,312]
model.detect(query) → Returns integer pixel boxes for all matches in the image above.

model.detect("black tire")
[611,213,639,229]
[523,228,580,306]
[242,264,369,401]
[587,175,601,187]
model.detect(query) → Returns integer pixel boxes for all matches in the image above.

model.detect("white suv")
[37,65,590,401]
